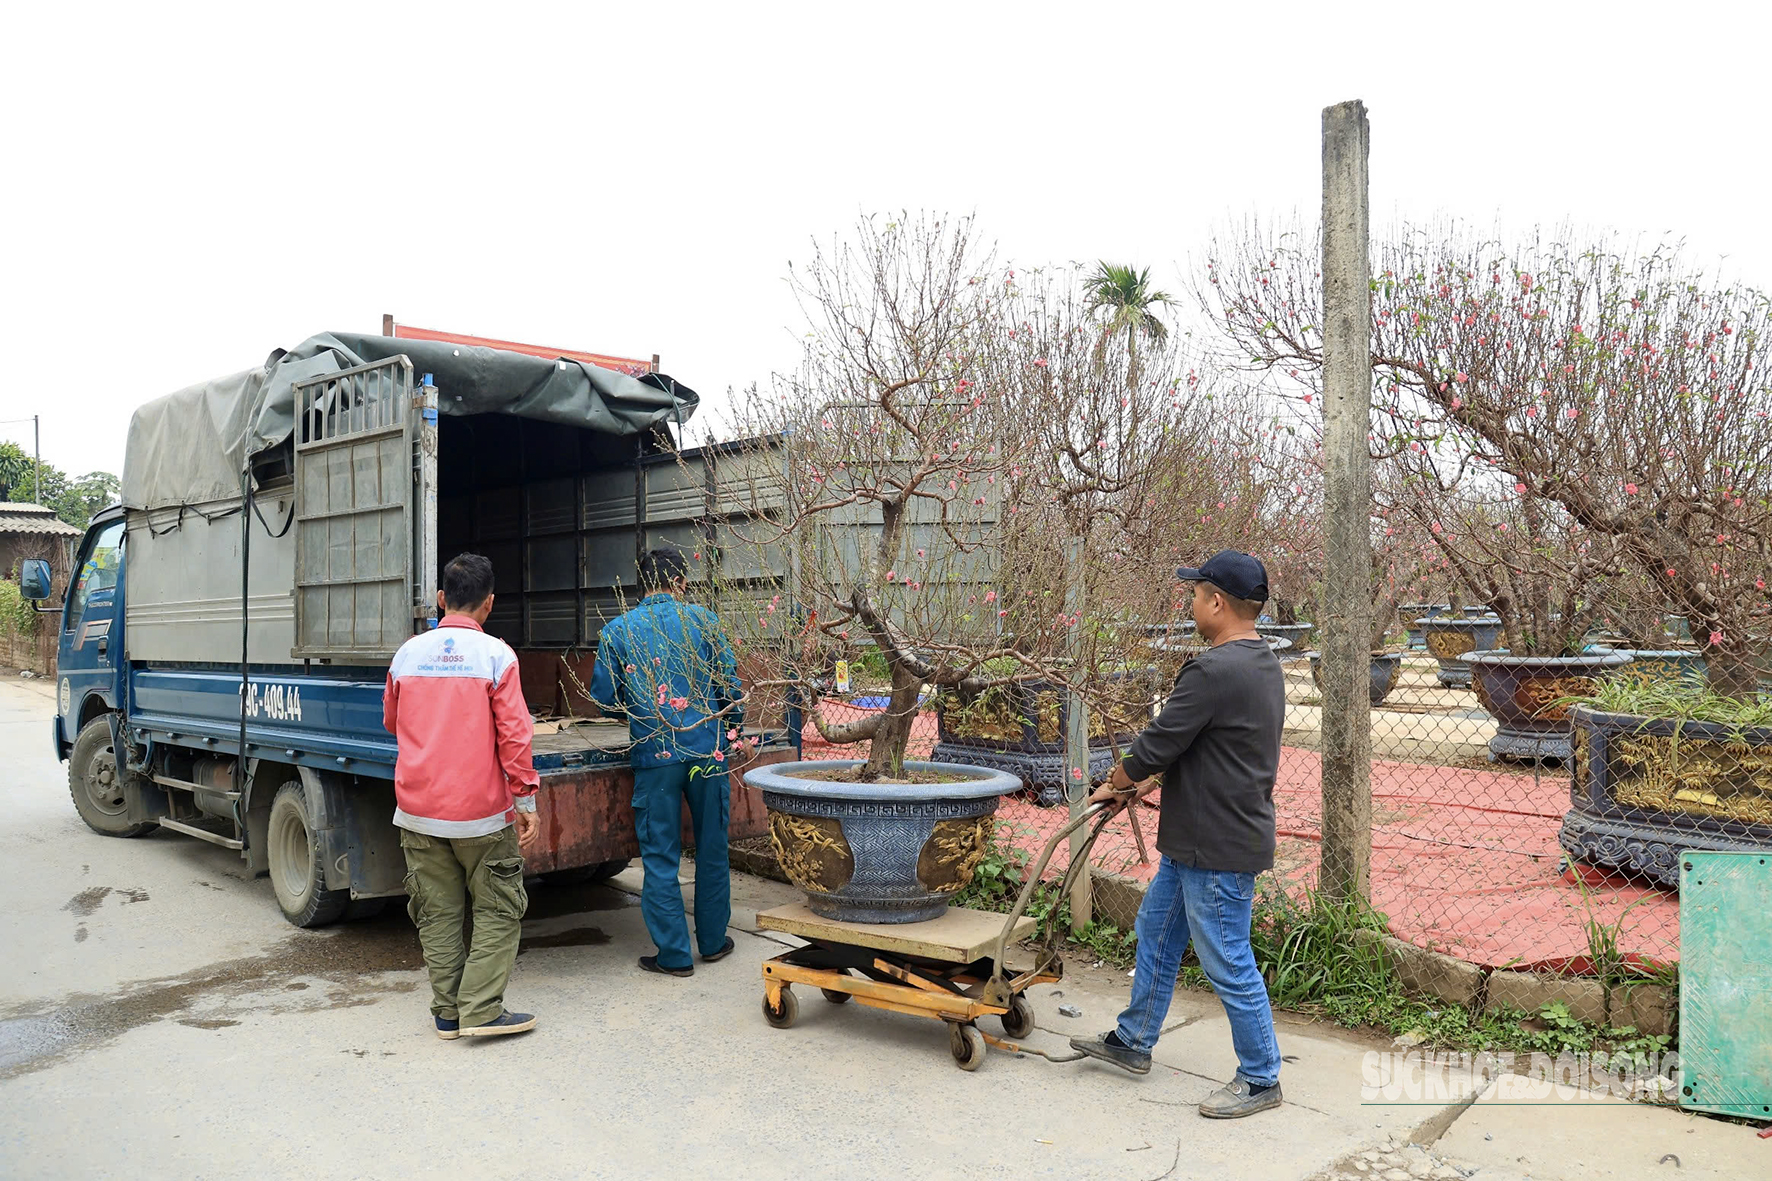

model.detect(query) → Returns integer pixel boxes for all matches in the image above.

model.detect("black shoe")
[1068,1030,1152,1075]
[639,955,694,978]
[700,936,736,963]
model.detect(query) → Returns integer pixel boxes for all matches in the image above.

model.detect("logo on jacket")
[434,636,466,664]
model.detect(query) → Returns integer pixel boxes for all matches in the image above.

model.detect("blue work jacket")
[588,593,744,768]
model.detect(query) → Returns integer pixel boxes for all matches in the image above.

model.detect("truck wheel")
[68,717,156,838]
[267,782,348,927]
[540,859,631,886]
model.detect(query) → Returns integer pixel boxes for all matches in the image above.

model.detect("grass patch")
[958,824,1675,1061]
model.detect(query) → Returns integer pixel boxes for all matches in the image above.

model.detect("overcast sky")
[4,2,1768,481]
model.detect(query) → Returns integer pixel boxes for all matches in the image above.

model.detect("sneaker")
[1068,1031,1152,1075]
[1198,1076,1283,1118]
[435,1015,460,1041]
[700,936,736,963]
[639,955,694,978]
[458,1010,537,1038]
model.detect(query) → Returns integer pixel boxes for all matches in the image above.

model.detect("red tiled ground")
[799,706,1679,971]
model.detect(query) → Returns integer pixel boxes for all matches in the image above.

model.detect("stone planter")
[930,676,1151,808]
[1306,651,1404,706]
[1560,706,1772,889]
[1417,616,1504,688]
[1400,604,1452,651]
[745,759,1020,923]
[1462,605,1494,619]
[1465,650,1633,762]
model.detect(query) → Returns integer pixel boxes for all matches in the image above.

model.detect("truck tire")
[267,782,349,928]
[68,717,156,838]
[540,859,631,886]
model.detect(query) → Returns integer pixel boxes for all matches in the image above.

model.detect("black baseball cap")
[1176,550,1270,602]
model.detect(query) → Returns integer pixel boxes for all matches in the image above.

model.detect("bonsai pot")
[1612,649,1706,688]
[1462,605,1494,619]
[1417,616,1504,688]
[1306,651,1404,706]
[930,677,1149,808]
[1256,621,1313,649]
[1465,650,1633,762]
[1560,706,1772,889]
[1400,603,1451,650]
[745,759,1020,923]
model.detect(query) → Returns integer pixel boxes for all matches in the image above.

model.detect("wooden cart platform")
[754,902,1060,1071]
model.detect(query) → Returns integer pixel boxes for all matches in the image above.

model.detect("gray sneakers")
[1069,1032,1281,1118]
[1198,1075,1283,1118]
[1067,1031,1152,1075]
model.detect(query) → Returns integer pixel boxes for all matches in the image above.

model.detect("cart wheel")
[763,987,798,1029]
[948,1022,984,1071]
[1000,994,1036,1039]
[820,988,853,1005]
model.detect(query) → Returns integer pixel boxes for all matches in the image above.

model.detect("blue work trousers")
[1115,856,1283,1087]
[632,759,732,971]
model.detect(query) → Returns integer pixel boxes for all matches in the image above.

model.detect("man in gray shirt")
[1070,550,1287,1118]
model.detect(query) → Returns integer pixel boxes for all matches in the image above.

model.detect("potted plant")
[1307,582,1404,706]
[1399,601,1451,650]
[1304,518,1412,705]
[718,220,1259,921]
[1564,678,1772,887]
[1416,482,1633,759]
[1593,582,1708,687]
[931,664,1158,807]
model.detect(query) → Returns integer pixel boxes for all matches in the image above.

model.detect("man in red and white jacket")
[384,553,541,1039]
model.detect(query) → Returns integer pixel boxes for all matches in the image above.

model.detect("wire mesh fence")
[790,609,1704,986]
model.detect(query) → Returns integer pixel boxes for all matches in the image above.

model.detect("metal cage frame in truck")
[24,328,800,927]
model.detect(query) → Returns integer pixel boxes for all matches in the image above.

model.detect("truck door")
[289,357,439,659]
[59,517,126,741]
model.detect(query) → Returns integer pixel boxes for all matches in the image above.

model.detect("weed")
[959,841,1678,1058]
[0,576,36,640]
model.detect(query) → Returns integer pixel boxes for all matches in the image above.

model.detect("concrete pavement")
[0,675,1760,1179]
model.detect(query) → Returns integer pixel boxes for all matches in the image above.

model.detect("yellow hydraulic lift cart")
[755,798,1122,1070]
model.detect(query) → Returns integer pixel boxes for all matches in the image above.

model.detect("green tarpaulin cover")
[122,331,698,510]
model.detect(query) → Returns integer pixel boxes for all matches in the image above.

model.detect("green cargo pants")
[400,826,528,1028]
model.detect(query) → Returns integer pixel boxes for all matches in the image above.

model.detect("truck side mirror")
[18,559,52,601]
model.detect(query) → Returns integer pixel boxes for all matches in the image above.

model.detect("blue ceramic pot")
[1466,650,1633,762]
[745,760,1020,923]
[1306,651,1404,705]
[1418,617,1504,688]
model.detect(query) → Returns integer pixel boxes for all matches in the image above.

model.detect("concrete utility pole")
[34,415,41,504]
[1062,536,1092,932]
[1319,100,1374,904]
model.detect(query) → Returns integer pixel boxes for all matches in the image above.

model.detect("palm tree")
[1082,262,1176,389]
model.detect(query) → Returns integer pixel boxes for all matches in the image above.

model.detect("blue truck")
[21,329,794,926]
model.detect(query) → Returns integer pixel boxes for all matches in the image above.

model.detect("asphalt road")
[0,675,1427,1180]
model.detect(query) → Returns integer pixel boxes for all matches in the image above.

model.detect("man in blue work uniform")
[590,548,749,977]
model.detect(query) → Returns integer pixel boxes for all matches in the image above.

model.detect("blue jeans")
[1115,856,1282,1087]
[632,759,731,970]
